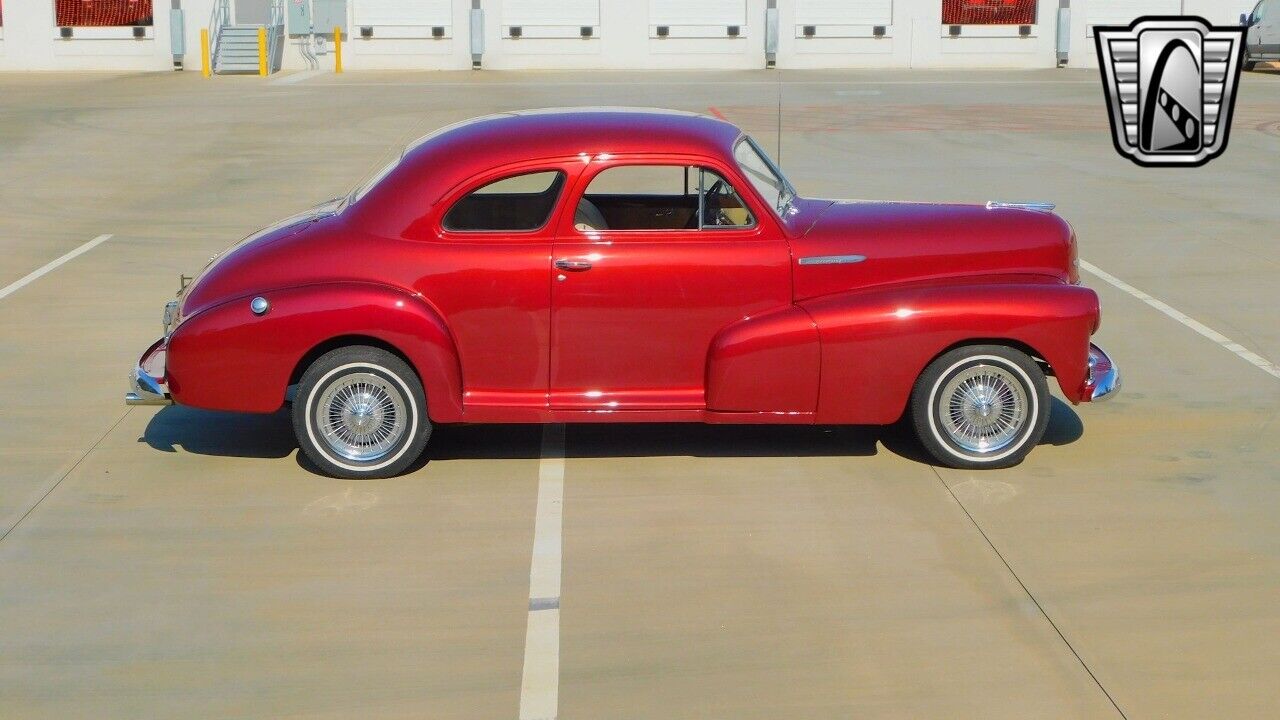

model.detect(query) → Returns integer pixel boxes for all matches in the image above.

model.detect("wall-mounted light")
[60,26,73,39]
[432,25,445,38]
[803,25,816,37]
[727,25,740,37]
[132,26,146,39]
[1019,24,1032,36]
[948,25,961,37]
[656,25,669,37]
[509,25,522,38]
[873,25,886,37]
[580,26,593,38]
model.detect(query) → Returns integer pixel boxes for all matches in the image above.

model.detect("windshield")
[733,136,795,214]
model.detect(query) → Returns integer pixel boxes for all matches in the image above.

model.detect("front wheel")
[909,345,1050,470]
[292,345,431,479]
[1245,60,1258,71]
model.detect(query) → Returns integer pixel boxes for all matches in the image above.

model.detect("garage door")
[503,0,599,37]
[1088,0,1182,27]
[795,0,893,36]
[353,0,450,28]
[650,0,746,36]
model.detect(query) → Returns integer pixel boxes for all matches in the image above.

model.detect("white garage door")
[796,0,893,26]
[1088,0,1182,27]
[650,0,747,27]
[353,0,451,27]
[503,0,600,27]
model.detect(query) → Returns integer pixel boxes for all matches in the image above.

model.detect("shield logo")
[1095,16,1246,167]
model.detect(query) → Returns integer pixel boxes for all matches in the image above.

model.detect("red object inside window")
[55,0,154,27]
[942,0,1036,25]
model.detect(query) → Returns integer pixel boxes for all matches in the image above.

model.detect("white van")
[1243,0,1279,70]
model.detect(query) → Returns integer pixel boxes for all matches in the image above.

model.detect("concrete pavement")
[1,68,1277,718]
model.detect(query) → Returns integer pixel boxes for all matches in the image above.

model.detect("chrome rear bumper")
[1086,344,1121,402]
[125,338,172,406]
[126,367,172,406]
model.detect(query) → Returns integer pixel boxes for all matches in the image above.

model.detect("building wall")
[0,1,176,71]
[779,0,1059,70]
[1066,0,1256,68]
[0,0,1260,72]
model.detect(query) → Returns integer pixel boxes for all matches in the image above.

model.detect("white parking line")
[519,424,565,720]
[0,234,113,302]
[1082,260,1280,381]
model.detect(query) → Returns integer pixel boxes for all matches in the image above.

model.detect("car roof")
[403,108,743,164]
[350,108,746,237]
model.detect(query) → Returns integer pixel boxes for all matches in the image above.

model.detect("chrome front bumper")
[1086,344,1121,402]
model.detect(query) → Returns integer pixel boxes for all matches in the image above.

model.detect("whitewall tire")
[292,345,431,479]
[910,345,1050,470]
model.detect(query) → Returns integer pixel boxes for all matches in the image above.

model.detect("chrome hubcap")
[937,364,1028,454]
[314,372,407,462]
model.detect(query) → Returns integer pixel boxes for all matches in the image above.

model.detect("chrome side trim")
[126,367,172,406]
[797,254,866,266]
[986,201,1056,213]
[1086,344,1121,402]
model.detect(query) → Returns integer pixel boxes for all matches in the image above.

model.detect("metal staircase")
[209,0,285,75]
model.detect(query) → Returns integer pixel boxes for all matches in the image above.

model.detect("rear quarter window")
[443,170,566,232]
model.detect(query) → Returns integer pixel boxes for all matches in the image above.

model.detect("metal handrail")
[267,0,284,73]
[208,0,229,71]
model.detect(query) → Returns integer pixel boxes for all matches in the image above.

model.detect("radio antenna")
[775,68,783,168]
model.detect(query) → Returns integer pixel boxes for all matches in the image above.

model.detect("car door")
[423,163,575,416]
[549,157,792,411]
[1262,0,1280,57]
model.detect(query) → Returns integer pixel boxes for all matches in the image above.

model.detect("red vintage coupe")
[126,108,1118,477]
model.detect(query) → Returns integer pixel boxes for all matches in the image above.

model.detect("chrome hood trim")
[986,201,1056,213]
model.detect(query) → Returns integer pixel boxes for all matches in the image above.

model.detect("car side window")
[577,164,753,232]
[443,170,566,232]
[700,169,755,229]
[1254,0,1266,21]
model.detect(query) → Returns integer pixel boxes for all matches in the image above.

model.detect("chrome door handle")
[555,259,593,271]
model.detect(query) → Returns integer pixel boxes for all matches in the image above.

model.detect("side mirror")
[1241,13,1250,26]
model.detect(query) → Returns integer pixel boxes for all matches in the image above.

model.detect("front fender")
[706,304,819,413]
[166,283,463,420]
[800,278,1099,424]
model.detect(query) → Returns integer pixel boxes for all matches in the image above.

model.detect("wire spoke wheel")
[313,371,408,463]
[935,363,1029,455]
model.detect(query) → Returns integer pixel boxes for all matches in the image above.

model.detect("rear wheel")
[292,346,431,479]
[910,345,1049,470]
[1245,59,1258,71]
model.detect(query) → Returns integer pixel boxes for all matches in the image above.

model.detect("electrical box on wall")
[287,0,313,35]
[313,0,348,33]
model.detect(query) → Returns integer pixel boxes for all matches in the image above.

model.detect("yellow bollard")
[200,29,211,78]
[258,26,268,76]
[334,26,343,73]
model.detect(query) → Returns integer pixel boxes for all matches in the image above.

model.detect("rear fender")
[799,279,1100,424]
[166,283,463,420]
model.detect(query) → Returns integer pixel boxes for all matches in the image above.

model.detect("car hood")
[790,199,1076,301]
[180,198,346,317]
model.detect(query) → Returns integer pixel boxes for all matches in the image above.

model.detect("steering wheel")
[701,178,730,227]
